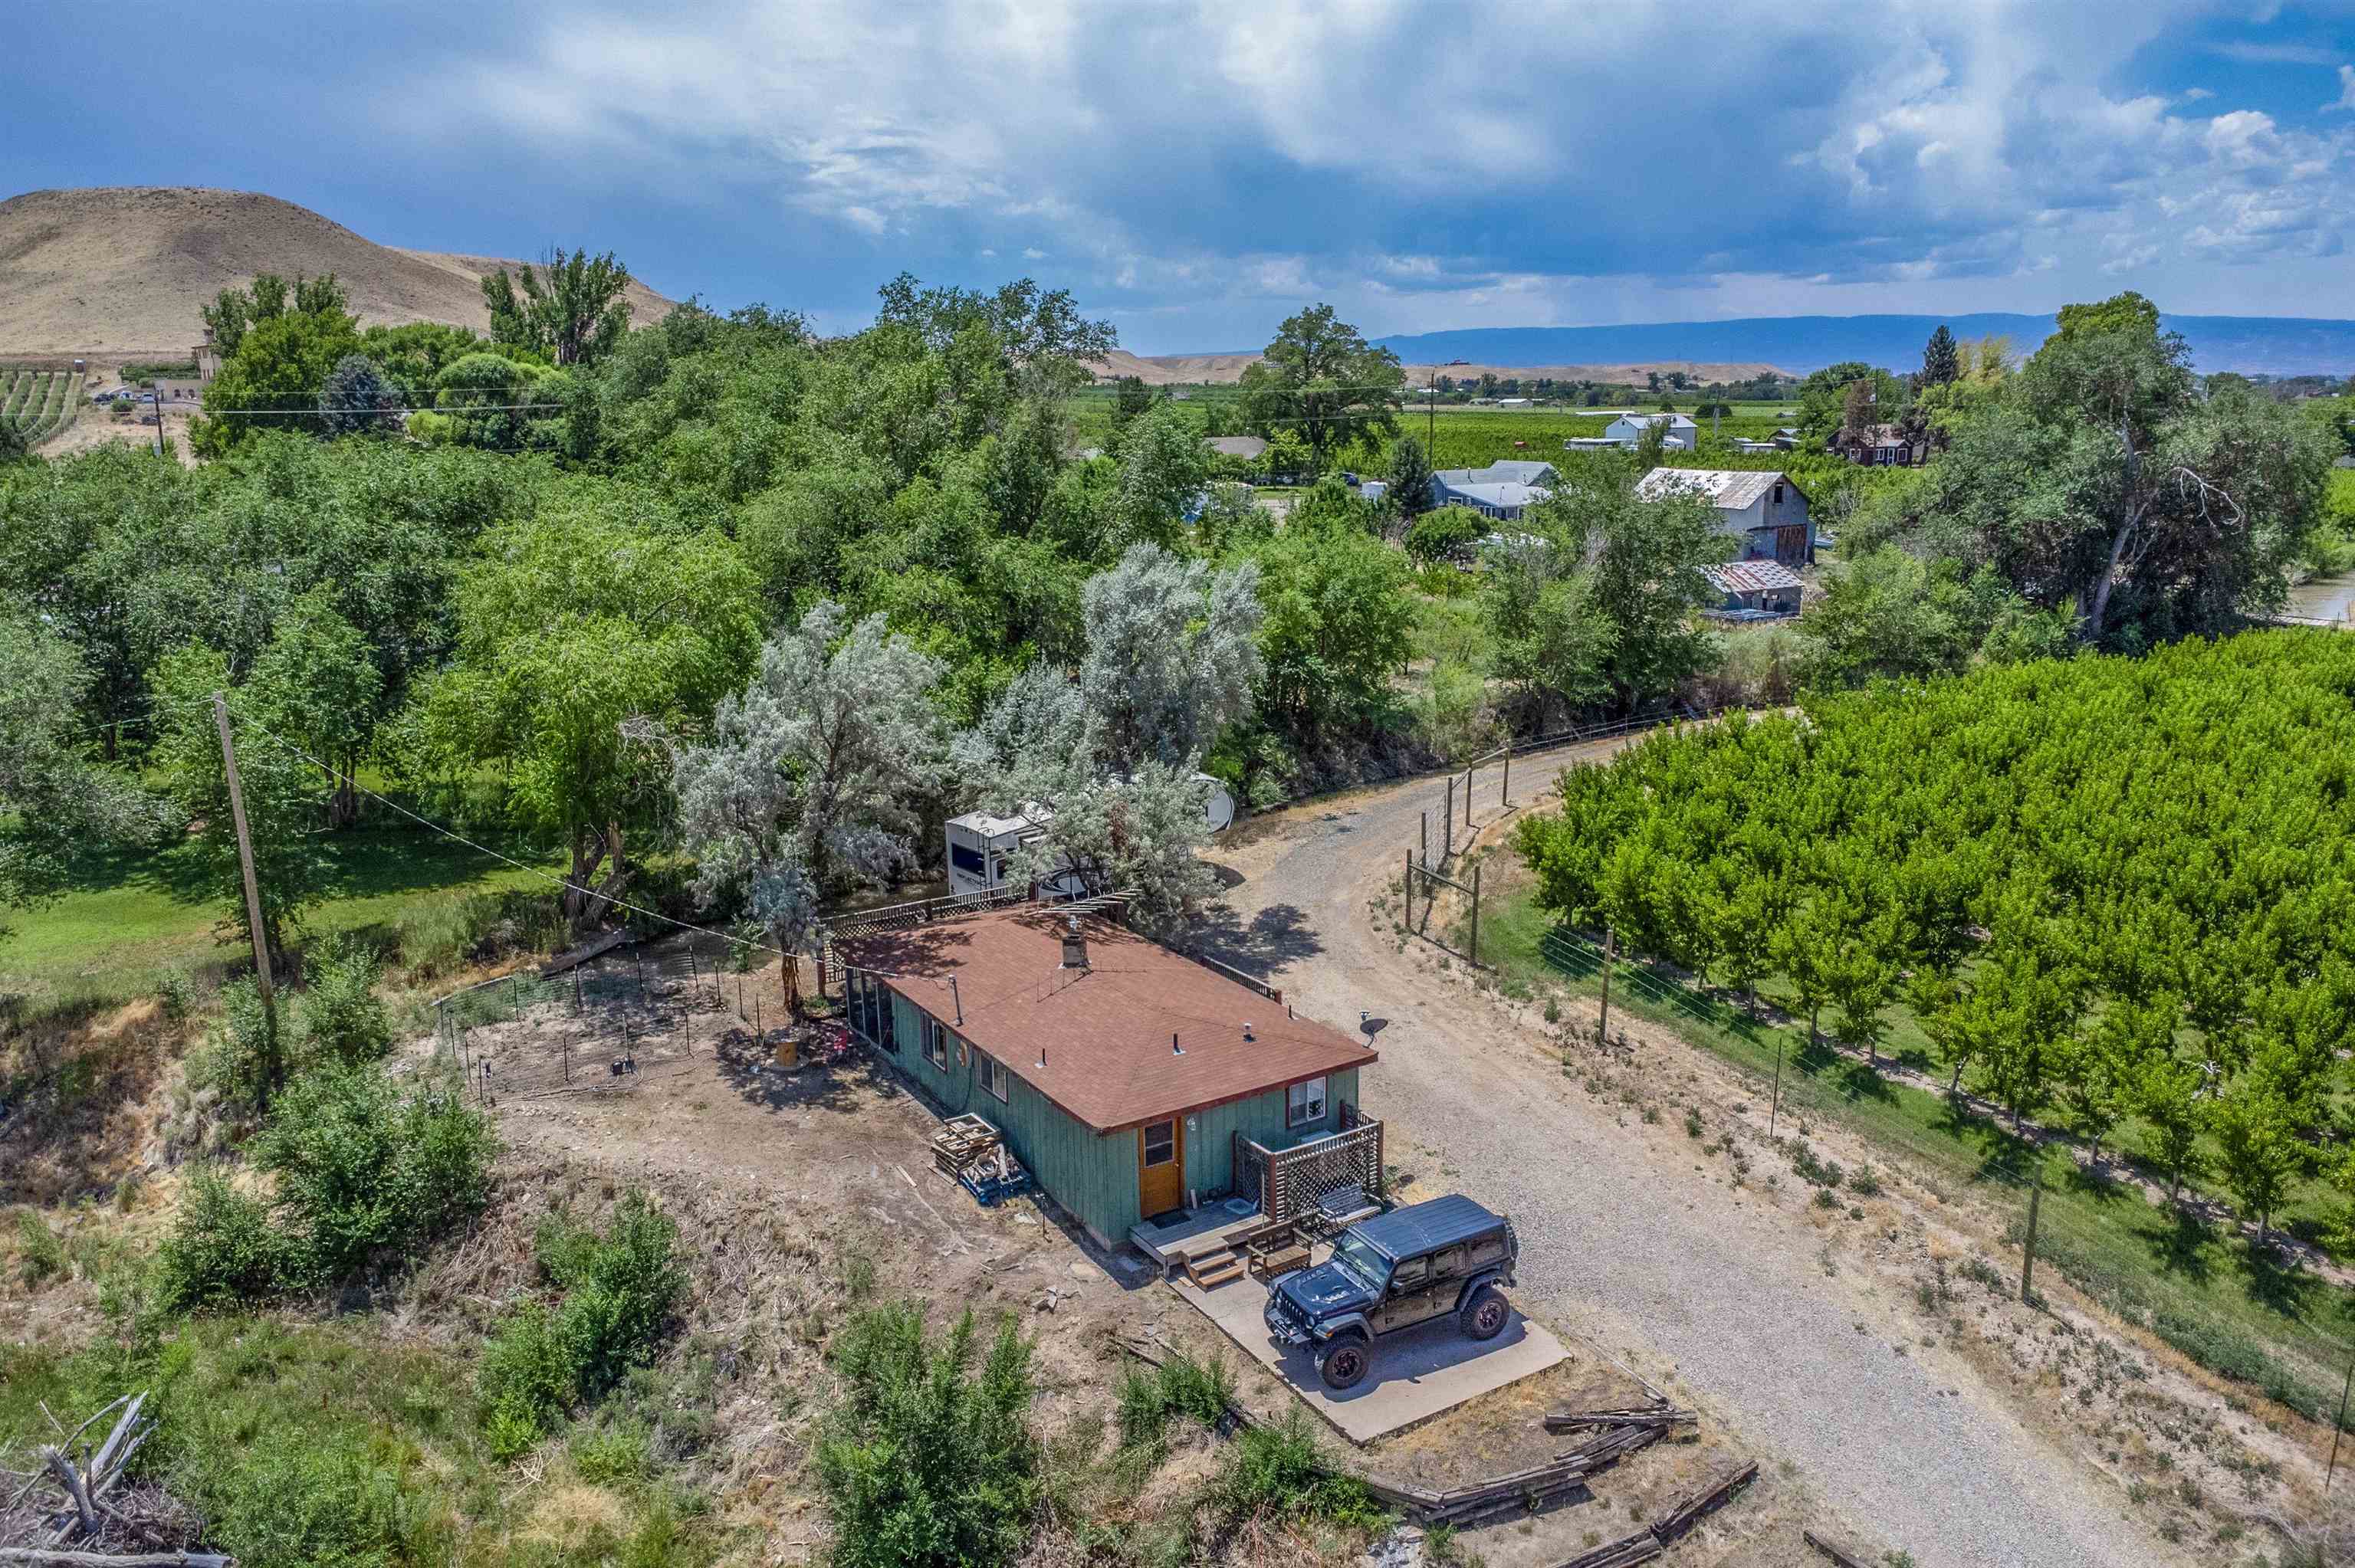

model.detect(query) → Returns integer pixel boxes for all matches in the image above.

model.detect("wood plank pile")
[1549,1458,1756,1568]
[931,1114,1032,1206]
[1554,1532,1661,1568]
[931,1114,1004,1178]
[1357,1406,1681,1525]
[1542,1405,1696,1435]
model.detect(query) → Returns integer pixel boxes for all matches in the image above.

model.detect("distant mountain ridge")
[1369,314,2355,379]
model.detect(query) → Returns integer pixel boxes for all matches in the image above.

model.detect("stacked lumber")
[931,1114,1003,1177]
[1542,1404,1696,1434]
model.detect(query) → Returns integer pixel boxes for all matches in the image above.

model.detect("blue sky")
[6,2,2353,353]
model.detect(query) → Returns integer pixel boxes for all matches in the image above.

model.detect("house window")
[1141,1120,1177,1166]
[923,1017,951,1070]
[1287,1076,1328,1128]
[1772,484,1785,504]
[949,841,987,876]
[977,1052,1010,1102]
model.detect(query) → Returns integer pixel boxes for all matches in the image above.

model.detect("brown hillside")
[0,186,675,355]
[1091,349,1787,386]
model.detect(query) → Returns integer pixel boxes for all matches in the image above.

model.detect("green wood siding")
[875,990,1368,1247]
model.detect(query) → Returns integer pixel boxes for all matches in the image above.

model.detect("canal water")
[2284,571,2355,626]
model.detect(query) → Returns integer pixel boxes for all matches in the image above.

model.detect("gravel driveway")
[1198,743,2160,1568]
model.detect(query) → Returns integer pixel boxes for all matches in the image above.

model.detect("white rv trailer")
[942,774,1236,897]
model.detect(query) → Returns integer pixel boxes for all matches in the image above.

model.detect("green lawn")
[1465,867,2355,1423]
[1,816,566,1012]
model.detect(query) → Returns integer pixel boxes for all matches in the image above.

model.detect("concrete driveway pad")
[1171,1274,1568,1443]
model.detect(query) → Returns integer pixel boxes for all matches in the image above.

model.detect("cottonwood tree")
[1237,303,1403,467]
[0,614,169,945]
[415,504,763,929]
[1111,402,1210,552]
[483,248,635,367]
[247,589,383,828]
[666,602,946,1013]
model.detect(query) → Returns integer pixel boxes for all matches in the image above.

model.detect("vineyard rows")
[0,366,84,446]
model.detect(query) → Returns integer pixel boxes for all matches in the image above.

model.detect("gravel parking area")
[1196,744,2172,1568]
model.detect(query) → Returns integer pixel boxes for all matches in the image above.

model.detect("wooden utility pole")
[211,693,279,1104]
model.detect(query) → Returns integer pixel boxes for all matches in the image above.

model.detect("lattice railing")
[1235,1117,1384,1226]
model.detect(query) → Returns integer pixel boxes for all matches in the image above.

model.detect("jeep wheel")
[1317,1334,1371,1390]
[1460,1284,1509,1341]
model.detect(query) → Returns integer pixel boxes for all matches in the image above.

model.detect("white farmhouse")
[1635,468,1815,568]
[1600,412,1696,450]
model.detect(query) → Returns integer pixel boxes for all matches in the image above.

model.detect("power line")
[215,703,796,962]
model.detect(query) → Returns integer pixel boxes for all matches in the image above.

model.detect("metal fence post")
[1465,766,1474,828]
[1421,810,1428,867]
[1404,850,1413,929]
[1470,861,1482,966]
[573,967,583,1014]
[2328,1350,2353,1493]
[1598,927,1616,1048]
[511,974,521,1022]
[1502,742,1511,808]
[1444,776,1454,859]
[2020,1170,2044,1303]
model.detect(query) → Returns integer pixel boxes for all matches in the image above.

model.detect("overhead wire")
[214,700,796,961]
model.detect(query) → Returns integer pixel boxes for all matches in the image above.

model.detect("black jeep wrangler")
[1263,1194,1519,1389]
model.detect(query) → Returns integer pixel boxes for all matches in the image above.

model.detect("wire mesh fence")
[430,933,810,1103]
[1533,922,2355,1438]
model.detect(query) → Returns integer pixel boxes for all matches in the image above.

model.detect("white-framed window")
[924,1017,951,1070]
[1286,1076,1328,1128]
[977,1051,1010,1101]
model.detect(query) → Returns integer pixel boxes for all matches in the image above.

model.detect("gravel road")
[1199,741,2158,1568]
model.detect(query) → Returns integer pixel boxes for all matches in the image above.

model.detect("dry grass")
[0,186,676,354]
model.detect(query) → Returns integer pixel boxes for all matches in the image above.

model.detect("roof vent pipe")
[1061,916,1089,971]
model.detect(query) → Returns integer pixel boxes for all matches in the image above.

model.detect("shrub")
[250,1064,496,1278]
[110,397,133,414]
[15,1211,69,1284]
[1847,1164,1883,1197]
[1217,1407,1385,1530]
[817,1303,1040,1568]
[194,1428,406,1568]
[156,1169,304,1309]
[481,1304,579,1456]
[1116,1350,1237,1449]
[298,936,392,1064]
[478,1192,686,1455]
[572,1422,652,1484]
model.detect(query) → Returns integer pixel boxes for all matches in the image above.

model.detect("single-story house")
[1732,438,1779,454]
[1700,559,1804,616]
[1601,412,1697,450]
[838,909,1380,1251]
[1831,422,1928,467]
[1205,435,1269,462]
[1562,436,1621,452]
[1428,460,1559,520]
[1636,467,1815,568]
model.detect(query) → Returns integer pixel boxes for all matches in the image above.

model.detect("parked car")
[1263,1194,1518,1389]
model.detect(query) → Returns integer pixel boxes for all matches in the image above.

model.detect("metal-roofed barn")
[1636,467,1815,567]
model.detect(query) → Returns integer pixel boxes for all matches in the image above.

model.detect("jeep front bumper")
[1263,1297,1313,1347]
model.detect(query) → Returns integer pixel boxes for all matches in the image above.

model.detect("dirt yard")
[413,932,1797,1566]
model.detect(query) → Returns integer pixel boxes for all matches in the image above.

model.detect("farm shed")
[1636,467,1815,567]
[1700,559,1804,616]
[837,908,1378,1250]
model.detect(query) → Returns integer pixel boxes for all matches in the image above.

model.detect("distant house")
[195,331,221,385]
[838,908,1382,1251]
[1771,427,1802,451]
[1561,437,1621,452]
[1429,460,1559,520]
[1700,559,1805,617]
[1205,435,1269,462]
[1831,422,1928,467]
[1636,467,1815,568]
[1732,438,1779,454]
[1601,412,1697,451]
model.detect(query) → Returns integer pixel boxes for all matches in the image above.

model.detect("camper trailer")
[943,775,1236,897]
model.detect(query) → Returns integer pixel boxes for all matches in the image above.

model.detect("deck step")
[1185,1248,1246,1288]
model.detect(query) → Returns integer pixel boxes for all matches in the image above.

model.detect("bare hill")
[0,186,675,356]
[1091,348,1785,386]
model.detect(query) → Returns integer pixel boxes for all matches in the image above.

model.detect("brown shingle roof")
[836,910,1375,1133]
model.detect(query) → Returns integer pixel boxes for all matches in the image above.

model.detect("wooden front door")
[1138,1118,1184,1218]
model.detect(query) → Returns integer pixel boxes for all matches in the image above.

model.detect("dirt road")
[1199,740,2160,1568]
